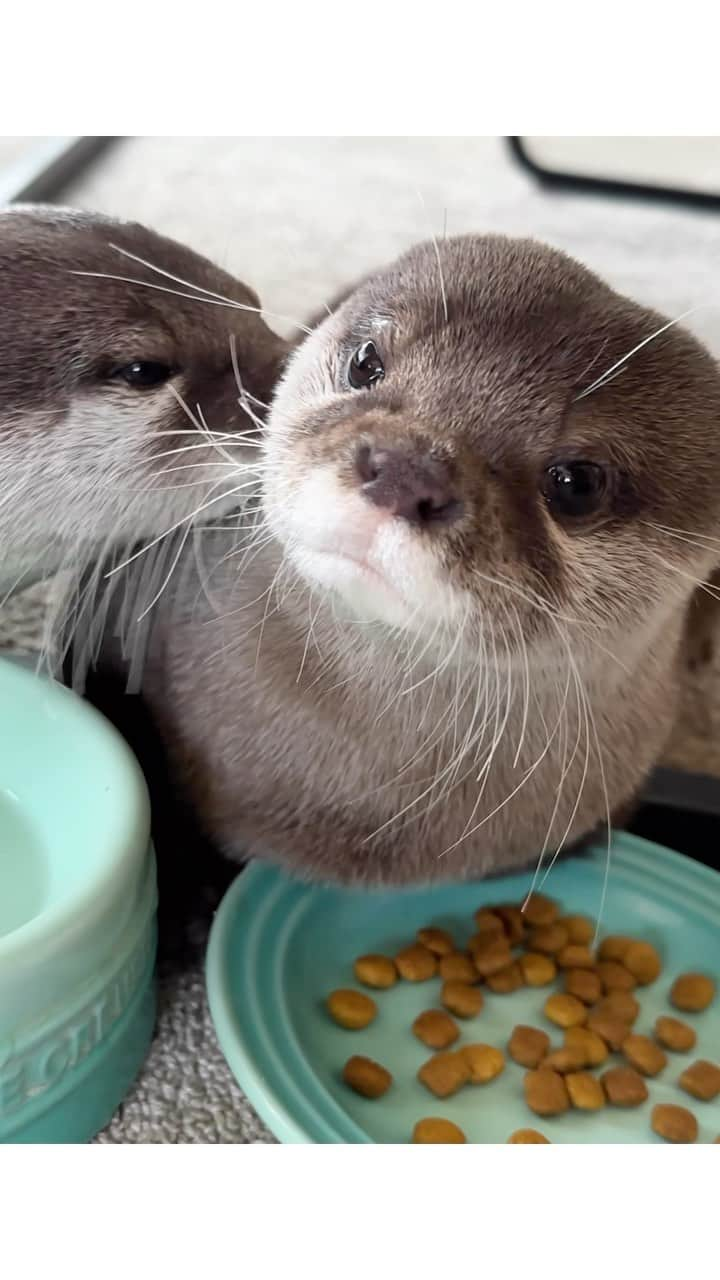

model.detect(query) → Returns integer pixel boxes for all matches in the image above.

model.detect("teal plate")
[206,834,720,1143]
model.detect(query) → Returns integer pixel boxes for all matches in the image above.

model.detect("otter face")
[264,235,720,661]
[0,207,287,589]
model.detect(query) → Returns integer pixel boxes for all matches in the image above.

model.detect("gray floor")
[6,136,720,1142]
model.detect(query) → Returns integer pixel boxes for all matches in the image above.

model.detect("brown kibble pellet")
[487,962,524,994]
[542,1047,588,1074]
[566,1071,606,1111]
[594,992,640,1024]
[602,1066,648,1107]
[353,954,397,989]
[520,952,557,987]
[557,945,595,970]
[524,1068,570,1116]
[493,905,527,944]
[509,1025,550,1069]
[412,1118,466,1144]
[418,1051,471,1098]
[586,1009,632,1051]
[544,993,587,1028]
[417,926,455,956]
[597,960,637,992]
[326,989,377,1029]
[529,924,569,955]
[343,1055,392,1098]
[461,1043,506,1084]
[621,1033,667,1077]
[473,908,505,938]
[565,968,603,1005]
[598,935,633,962]
[654,1015,697,1053]
[412,1009,460,1050]
[439,952,479,984]
[508,1128,551,1143]
[395,944,437,982]
[471,937,513,978]
[652,1103,698,1144]
[564,1026,610,1067]
[670,973,716,1012]
[441,980,484,1018]
[521,894,559,928]
[623,941,662,986]
[679,1059,720,1102]
[560,915,594,945]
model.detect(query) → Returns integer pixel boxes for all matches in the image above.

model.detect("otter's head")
[263,235,720,667]
[0,206,287,591]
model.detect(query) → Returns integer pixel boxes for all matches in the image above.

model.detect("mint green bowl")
[0,657,157,1143]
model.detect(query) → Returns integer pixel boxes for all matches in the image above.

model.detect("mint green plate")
[207,834,720,1143]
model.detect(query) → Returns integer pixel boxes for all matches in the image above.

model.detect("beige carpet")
[4,136,720,1142]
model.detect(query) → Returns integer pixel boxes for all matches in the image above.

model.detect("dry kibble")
[564,968,603,1005]
[598,935,633,963]
[670,973,716,1012]
[487,962,525,994]
[560,915,594,945]
[566,1071,606,1111]
[417,926,455,956]
[556,944,595,970]
[602,1066,648,1107]
[594,992,640,1024]
[679,1059,720,1102]
[564,1026,610,1067]
[493,905,527,944]
[418,1051,471,1098]
[529,924,569,955]
[412,1009,460,1050]
[544,993,588,1029]
[542,1047,588,1074]
[509,1025,550,1069]
[473,908,505,938]
[654,1015,697,1053]
[520,952,557,987]
[623,941,662,986]
[395,944,438,982]
[508,1128,551,1143]
[471,937,513,978]
[621,1033,667,1077]
[524,1068,570,1116]
[412,1118,466,1144]
[461,1043,506,1084]
[439,952,479,984]
[326,989,377,1030]
[586,1010,632,1051]
[353,954,397,989]
[441,981,485,1018]
[521,894,559,927]
[342,1056,392,1098]
[652,1103,698,1144]
[597,961,637,992]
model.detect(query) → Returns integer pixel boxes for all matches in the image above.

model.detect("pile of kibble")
[324,893,719,1143]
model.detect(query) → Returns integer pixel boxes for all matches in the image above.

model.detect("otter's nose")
[355,444,462,526]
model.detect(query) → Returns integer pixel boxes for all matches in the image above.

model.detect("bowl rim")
[0,657,151,966]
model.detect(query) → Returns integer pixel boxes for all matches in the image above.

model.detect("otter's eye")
[111,361,174,389]
[348,340,385,390]
[542,461,608,520]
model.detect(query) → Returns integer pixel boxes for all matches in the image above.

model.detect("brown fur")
[88,235,720,889]
[0,205,287,594]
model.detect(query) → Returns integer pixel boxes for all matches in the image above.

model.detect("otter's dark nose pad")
[355,444,462,527]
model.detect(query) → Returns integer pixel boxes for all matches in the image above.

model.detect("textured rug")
[4,136,720,1142]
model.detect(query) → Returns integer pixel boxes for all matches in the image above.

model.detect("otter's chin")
[289,544,415,628]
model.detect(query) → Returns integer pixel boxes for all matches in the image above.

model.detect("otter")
[0,206,287,616]
[77,234,720,900]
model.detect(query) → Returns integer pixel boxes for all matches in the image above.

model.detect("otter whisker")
[575,305,702,400]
